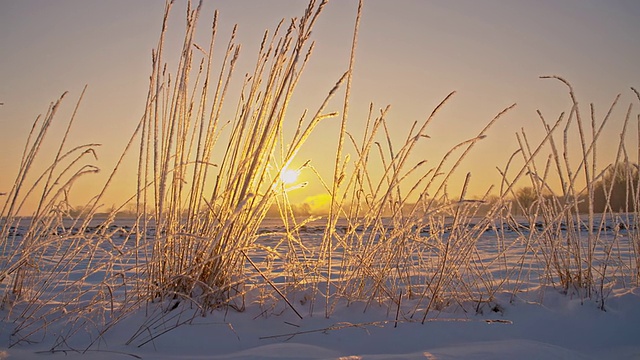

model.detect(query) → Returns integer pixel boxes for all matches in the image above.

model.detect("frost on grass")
[1,1,640,358]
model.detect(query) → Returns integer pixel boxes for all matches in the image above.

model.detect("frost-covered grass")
[1,1,640,358]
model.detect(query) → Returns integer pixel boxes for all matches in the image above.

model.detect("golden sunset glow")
[0,1,637,215]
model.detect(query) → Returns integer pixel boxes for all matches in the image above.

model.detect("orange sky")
[1,1,639,215]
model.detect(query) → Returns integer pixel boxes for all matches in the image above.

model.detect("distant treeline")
[513,162,640,215]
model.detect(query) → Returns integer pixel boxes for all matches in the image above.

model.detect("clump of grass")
[132,0,347,315]
[306,97,516,320]
[0,88,126,345]
[496,77,640,307]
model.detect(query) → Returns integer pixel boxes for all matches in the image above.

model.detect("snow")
[5,292,640,359]
[2,218,640,359]
[3,301,640,359]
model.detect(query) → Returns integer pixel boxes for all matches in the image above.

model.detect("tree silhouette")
[514,186,537,215]
[592,163,639,213]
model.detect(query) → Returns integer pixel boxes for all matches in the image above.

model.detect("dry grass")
[0,0,638,351]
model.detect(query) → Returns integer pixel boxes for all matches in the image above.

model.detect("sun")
[279,168,300,186]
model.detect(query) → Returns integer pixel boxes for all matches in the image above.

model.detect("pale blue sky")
[1,1,639,210]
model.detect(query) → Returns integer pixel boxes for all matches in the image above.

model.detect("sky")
[1,0,639,214]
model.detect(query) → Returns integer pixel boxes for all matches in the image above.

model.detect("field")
[1,1,640,359]
[1,215,639,358]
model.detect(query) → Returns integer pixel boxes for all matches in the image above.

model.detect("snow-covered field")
[1,215,639,359]
[1,2,639,358]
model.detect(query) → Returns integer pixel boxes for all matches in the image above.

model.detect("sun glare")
[280,168,300,185]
